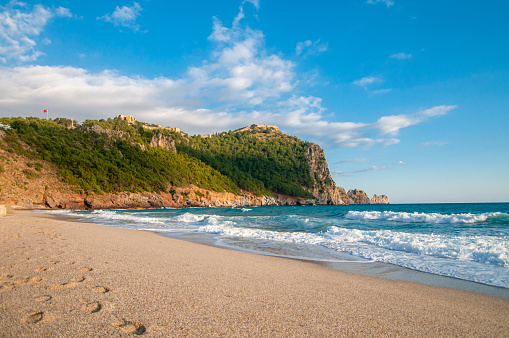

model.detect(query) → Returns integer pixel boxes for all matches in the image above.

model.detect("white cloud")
[422,141,448,147]
[0,1,72,63]
[295,39,328,56]
[366,0,395,7]
[353,76,381,88]
[374,105,456,136]
[332,160,404,177]
[390,52,412,60]
[0,8,454,149]
[243,0,260,10]
[55,7,73,18]
[335,158,370,164]
[372,88,391,95]
[98,2,142,32]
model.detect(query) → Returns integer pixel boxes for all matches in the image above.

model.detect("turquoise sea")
[52,203,509,292]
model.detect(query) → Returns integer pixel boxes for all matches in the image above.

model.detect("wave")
[345,211,505,224]
[173,213,207,223]
[198,221,509,287]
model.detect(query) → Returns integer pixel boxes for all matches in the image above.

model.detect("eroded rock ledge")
[41,185,389,210]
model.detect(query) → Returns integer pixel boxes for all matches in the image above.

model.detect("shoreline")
[47,206,509,299]
[163,229,509,300]
[1,208,509,336]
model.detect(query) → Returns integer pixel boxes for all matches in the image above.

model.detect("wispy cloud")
[332,160,403,177]
[55,7,73,18]
[374,105,456,136]
[335,158,370,164]
[366,0,395,8]
[352,76,381,89]
[372,88,392,95]
[422,141,448,147]
[333,165,390,177]
[390,52,412,60]
[295,39,328,56]
[243,0,260,10]
[98,2,143,32]
[0,0,73,63]
[353,76,390,95]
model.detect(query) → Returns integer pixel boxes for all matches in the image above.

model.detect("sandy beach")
[1,208,508,337]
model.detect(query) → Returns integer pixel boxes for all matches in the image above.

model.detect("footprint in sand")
[50,282,76,289]
[1,283,16,290]
[71,276,85,283]
[34,294,52,302]
[82,301,101,313]
[93,286,109,293]
[12,276,42,285]
[113,320,146,335]
[34,267,47,272]
[81,267,93,272]
[0,273,13,279]
[23,311,43,324]
[47,260,59,265]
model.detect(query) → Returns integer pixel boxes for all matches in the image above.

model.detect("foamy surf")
[45,203,509,288]
[345,210,503,224]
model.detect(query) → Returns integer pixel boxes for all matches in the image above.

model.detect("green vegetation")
[22,168,39,179]
[0,117,238,195]
[176,129,314,198]
[0,117,317,199]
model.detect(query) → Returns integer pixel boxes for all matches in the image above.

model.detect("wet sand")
[1,208,509,336]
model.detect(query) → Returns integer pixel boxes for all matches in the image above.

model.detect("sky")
[0,0,508,203]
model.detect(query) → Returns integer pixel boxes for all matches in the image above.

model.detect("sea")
[49,203,509,296]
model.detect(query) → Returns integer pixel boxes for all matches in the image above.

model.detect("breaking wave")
[345,211,505,224]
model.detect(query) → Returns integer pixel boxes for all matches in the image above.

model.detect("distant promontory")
[0,116,389,209]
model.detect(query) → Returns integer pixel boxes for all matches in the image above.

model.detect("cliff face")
[149,131,176,153]
[305,143,347,204]
[370,194,390,204]
[83,124,176,153]
[303,143,390,205]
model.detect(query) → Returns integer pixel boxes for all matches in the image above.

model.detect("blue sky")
[0,0,508,203]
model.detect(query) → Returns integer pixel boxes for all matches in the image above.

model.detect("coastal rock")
[305,143,348,204]
[44,190,85,209]
[346,189,371,204]
[84,192,175,210]
[370,194,390,204]
[83,124,129,140]
[149,132,176,153]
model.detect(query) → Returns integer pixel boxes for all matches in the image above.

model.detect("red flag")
[43,109,48,113]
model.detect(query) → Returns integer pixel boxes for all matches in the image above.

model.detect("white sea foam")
[173,213,207,223]
[85,210,166,225]
[48,206,509,288]
[198,221,509,287]
[345,211,501,224]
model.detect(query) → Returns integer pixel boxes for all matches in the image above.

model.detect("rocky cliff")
[305,143,347,204]
[304,143,389,205]
[0,118,389,209]
[83,124,176,152]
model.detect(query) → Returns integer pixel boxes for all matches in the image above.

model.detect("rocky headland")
[0,119,389,210]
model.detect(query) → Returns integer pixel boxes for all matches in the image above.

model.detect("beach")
[1,208,509,337]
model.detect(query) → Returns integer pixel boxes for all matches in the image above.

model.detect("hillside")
[0,116,389,209]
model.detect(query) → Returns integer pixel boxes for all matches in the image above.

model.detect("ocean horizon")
[49,202,509,294]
